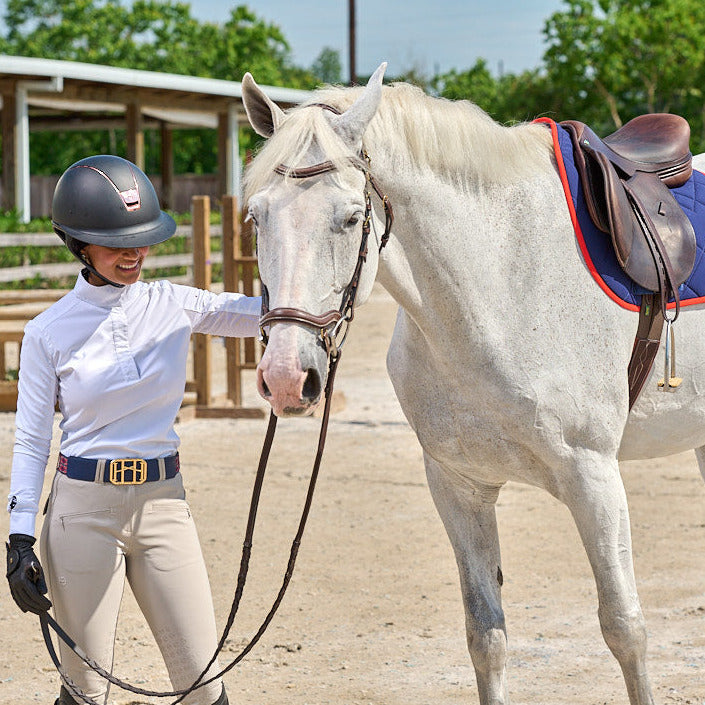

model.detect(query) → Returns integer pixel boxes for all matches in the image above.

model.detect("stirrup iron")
[658,317,682,391]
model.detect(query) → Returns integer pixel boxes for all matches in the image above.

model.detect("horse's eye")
[346,212,363,228]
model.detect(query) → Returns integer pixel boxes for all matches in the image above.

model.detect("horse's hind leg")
[559,453,654,705]
[424,454,509,705]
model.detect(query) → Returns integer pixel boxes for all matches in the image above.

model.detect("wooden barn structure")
[0,55,310,221]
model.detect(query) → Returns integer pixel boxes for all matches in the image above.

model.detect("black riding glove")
[6,533,52,614]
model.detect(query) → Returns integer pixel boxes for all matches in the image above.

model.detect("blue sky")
[189,0,566,78]
[0,0,567,78]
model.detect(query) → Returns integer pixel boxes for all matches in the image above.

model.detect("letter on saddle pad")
[562,114,696,294]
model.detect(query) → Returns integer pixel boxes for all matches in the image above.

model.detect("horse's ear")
[332,62,387,146]
[242,72,286,138]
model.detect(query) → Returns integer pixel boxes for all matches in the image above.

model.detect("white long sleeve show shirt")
[7,274,261,536]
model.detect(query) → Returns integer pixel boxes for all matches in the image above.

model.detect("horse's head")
[242,63,389,416]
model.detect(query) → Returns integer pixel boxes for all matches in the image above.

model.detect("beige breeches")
[40,472,223,705]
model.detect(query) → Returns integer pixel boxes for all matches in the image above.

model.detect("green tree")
[0,1,314,84]
[310,47,343,85]
[431,61,554,126]
[493,69,561,124]
[432,59,499,109]
[543,0,705,136]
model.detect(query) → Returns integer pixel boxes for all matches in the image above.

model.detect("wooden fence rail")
[0,197,262,416]
[0,225,220,283]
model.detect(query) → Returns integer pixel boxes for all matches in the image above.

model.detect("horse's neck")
[375,163,575,338]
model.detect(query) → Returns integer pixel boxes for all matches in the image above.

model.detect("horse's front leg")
[559,451,654,705]
[424,454,509,705]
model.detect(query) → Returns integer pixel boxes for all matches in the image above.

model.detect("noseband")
[258,103,394,359]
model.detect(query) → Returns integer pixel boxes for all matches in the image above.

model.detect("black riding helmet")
[51,155,176,287]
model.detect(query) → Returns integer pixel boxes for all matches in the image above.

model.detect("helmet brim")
[52,211,176,248]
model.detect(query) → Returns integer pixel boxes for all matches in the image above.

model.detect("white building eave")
[0,54,311,105]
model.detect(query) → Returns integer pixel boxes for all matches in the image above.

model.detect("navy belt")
[57,453,180,485]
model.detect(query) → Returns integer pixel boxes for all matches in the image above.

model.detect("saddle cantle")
[562,115,695,292]
[561,114,697,408]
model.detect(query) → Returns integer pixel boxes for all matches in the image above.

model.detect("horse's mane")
[243,81,554,199]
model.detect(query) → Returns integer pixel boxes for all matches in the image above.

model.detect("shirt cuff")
[8,509,37,538]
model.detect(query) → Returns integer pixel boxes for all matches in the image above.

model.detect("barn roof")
[0,55,311,219]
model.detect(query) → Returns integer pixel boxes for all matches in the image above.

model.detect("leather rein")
[38,104,393,705]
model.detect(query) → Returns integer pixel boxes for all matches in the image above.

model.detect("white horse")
[241,63,705,704]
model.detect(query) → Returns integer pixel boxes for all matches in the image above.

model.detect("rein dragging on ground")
[39,354,340,705]
[38,122,393,705]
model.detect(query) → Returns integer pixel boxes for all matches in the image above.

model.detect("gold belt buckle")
[109,458,147,485]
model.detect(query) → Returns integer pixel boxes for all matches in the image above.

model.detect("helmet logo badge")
[120,187,141,211]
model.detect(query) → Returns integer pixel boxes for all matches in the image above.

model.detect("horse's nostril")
[302,368,322,401]
[261,378,272,398]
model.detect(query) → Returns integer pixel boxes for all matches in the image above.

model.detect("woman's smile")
[83,244,150,285]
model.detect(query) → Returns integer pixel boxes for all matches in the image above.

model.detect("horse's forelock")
[244,90,364,201]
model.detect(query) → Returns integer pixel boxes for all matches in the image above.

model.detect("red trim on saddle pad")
[536,116,640,312]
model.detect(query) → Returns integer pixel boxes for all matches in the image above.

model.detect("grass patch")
[0,211,53,233]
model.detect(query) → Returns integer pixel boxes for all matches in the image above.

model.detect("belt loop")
[158,457,166,481]
[95,459,106,483]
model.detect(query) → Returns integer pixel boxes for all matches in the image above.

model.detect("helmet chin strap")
[56,229,126,288]
[78,255,125,288]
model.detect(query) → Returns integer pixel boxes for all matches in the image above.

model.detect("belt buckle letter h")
[109,459,147,485]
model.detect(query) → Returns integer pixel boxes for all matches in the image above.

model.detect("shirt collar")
[72,270,141,308]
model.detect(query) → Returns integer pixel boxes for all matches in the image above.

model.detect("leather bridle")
[259,104,394,360]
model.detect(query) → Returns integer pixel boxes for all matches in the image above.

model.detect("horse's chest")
[386,309,627,483]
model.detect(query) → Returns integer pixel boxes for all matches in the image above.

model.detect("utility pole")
[348,0,356,85]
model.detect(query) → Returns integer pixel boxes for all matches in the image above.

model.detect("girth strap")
[627,293,664,409]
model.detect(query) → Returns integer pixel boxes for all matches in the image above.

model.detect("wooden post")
[217,112,229,202]
[160,122,174,210]
[221,194,242,406]
[198,194,265,419]
[348,0,357,85]
[192,195,211,407]
[126,102,144,169]
[1,90,17,212]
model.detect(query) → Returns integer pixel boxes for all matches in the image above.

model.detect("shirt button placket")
[111,304,140,382]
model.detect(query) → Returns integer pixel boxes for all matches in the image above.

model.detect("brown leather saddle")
[561,114,697,408]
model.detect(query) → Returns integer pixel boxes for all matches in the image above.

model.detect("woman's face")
[83,244,150,286]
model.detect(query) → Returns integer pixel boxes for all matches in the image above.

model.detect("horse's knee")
[598,603,648,663]
[466,625,509,702]
[467,623,507,663]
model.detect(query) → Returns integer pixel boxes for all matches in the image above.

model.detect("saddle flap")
[622,171,697,291]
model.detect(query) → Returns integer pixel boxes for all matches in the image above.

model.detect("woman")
[5,155,260,705]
